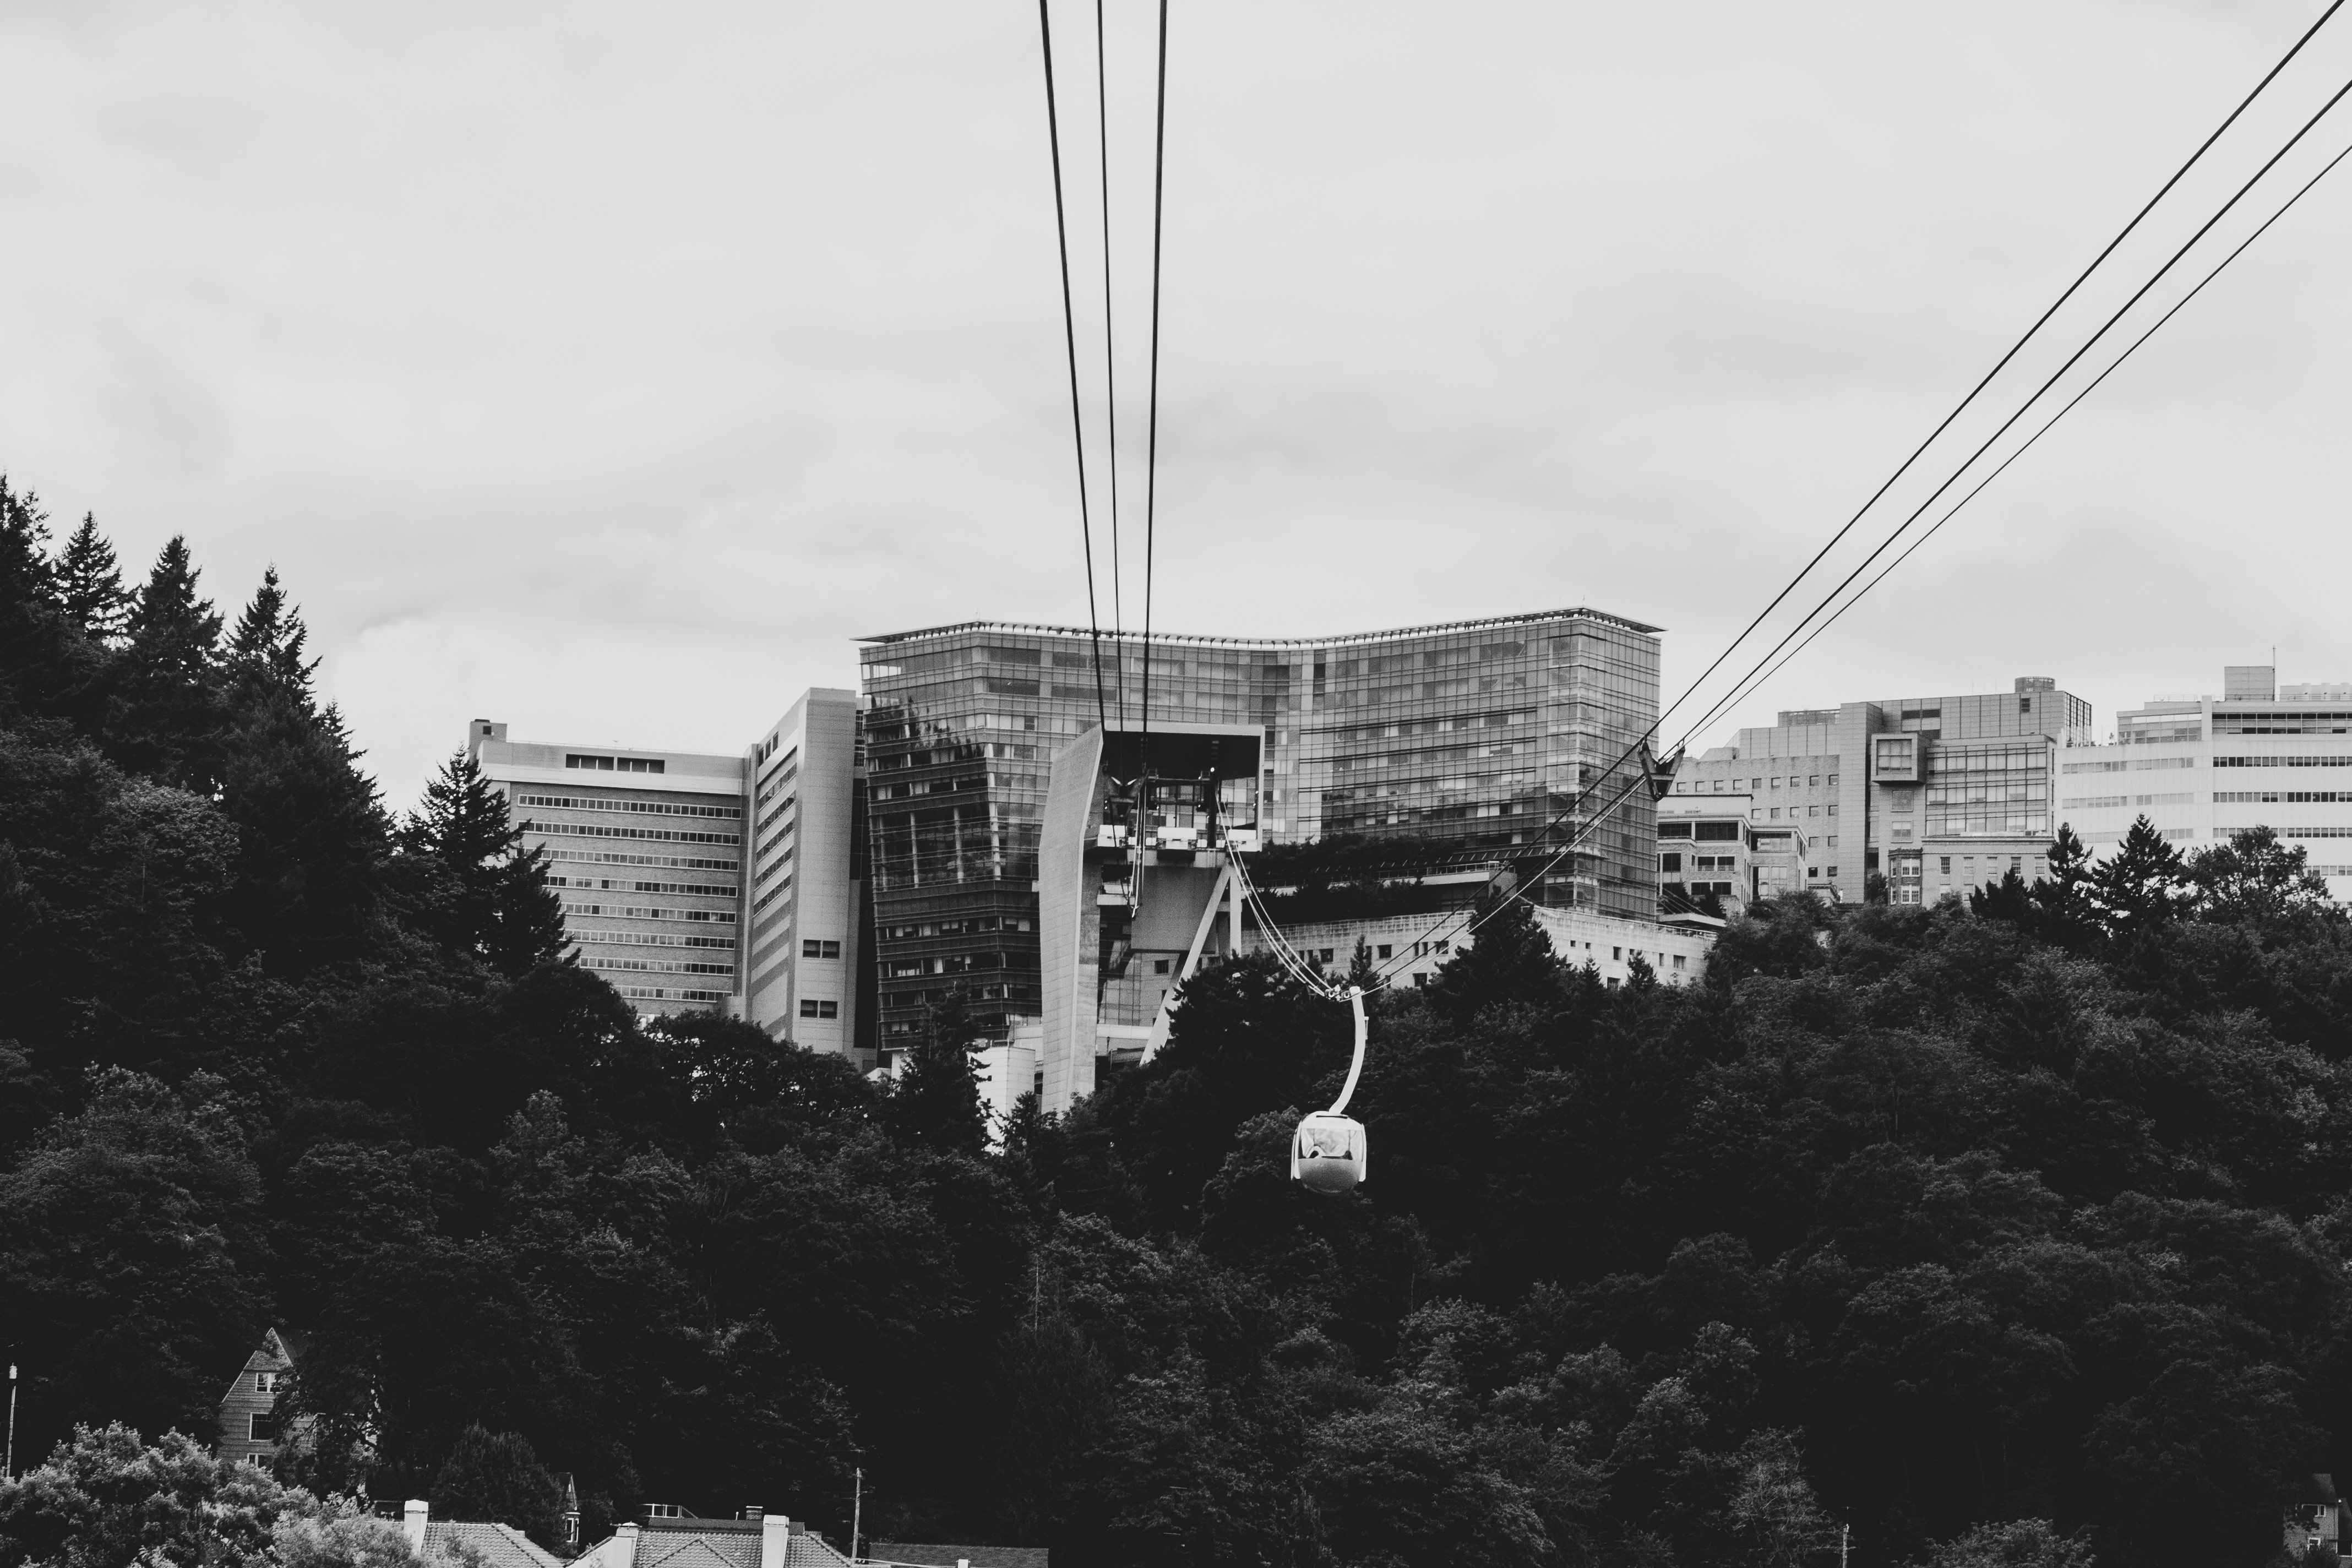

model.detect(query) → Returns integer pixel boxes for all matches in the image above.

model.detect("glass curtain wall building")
[857,608,1663,1047]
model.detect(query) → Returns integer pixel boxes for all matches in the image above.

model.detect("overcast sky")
[4,1,2350,809]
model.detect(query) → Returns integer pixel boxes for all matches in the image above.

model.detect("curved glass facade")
[858,609,1663,1043]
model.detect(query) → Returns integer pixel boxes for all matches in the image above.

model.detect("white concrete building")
[1242,905,1714,991]
[2054,665,2352,900]
[468,690,864,1049]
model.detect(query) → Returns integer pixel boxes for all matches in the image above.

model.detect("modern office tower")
[740,689,862,1053]
[856,608,1664,1049]
[1671,677,2095,906]
[469,722,748,1012]
[2053,665,2352,900]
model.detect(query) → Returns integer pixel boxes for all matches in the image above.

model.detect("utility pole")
[6,1363,17,1482]
[1840,1522,1850,1568]
[850,1466,863,1565]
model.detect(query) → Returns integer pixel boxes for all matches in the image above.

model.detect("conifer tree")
[108,535,225,789]
[1425,884,1560,1022]
[0,477,105,728]
[53,513,131,644]
[885,986,989,1155]
[226,565,316,701]
[1346,934,1379,992]
[2087,815,2191,935]
[390,749,569,976]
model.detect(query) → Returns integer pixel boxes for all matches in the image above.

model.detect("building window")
[802,939,842,959]
[254,1371,277,1393]
[1828,774,1838,786]
[820,1001,838,1018]
[1827,867,1838,877]
[1940,857,1952,874]
[1376,945,1392,959]
[250,1413,277,1444]
[799,1000,819,1017]
[1412,973,1427,987]
[1153,959,1171,974]
[1661,852,1681,872]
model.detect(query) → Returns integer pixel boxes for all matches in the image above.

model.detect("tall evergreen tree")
[884,986,989,1155]
[1346,934,1379,992]
[2088,815,2192,935]
[108,536,225,790]
[226,565,315,702]
[388,749,568,976]
[0,476,106,729]
[1424,885,1560,1022]
[53,513,132,645]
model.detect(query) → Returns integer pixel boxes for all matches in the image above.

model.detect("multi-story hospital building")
[2053,665,2352,897]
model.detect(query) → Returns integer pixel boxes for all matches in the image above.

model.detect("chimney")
[401,1501,429,1556]
[617,1521,640,1561]
[759,1513,792,1568]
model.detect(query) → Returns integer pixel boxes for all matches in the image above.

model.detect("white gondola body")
[1291,1110,1368,1195]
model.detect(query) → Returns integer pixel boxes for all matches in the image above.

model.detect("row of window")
[585,955,738,976]
[617,984,728,1003]
[2213,755,2352,767]
[803,940,842,958]
[2062,792,2196,809]
[567,754,667,773]
[563,902,738,924]
[2212,791,2352,804]
[2062,756,2195,774]
[880,915,1038,940]
[547,850,738,872]
[1763,804,1833,819]
[548,875,739,898]
[528,820,741,847]
[518,793,740,820]
[799,999,841,1019]
[574,929,737,951]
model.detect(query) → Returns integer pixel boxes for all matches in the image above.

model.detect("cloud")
[3,1,2350,805]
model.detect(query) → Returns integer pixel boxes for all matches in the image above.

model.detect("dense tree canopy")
[8,489,2352,1567]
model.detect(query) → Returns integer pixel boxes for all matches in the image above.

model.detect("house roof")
[640,1521,763,1568]
[869,1545,1049,1568]
[423,1521,567,1568]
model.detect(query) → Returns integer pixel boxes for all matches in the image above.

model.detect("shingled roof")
[423,1521,567,1568]
[869,1545,1048,1568]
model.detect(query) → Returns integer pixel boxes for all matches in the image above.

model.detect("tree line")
[8,479,2352,1567]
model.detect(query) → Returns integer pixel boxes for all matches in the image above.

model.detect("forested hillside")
[7,476,2352,1568]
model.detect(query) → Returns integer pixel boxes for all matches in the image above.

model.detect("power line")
[1630,0,2346,767]
[1140,0,1169,771]
[1359,61,2352,990]
[1370,123,2352,990]
[1036,0,1114,742]
[1709,132,2352,737]
[1093,0,1125,717]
